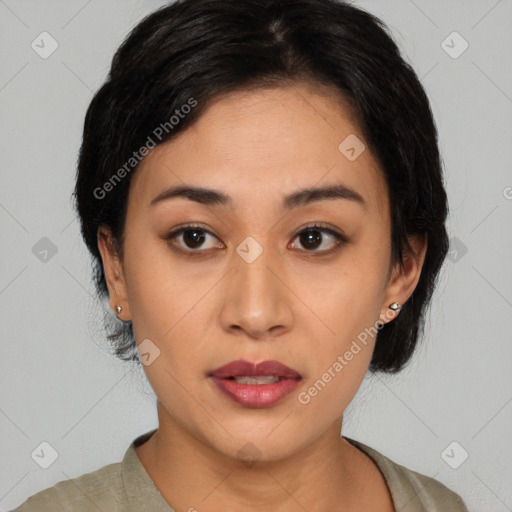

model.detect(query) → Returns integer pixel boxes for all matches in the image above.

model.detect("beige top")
[11,429,468,512]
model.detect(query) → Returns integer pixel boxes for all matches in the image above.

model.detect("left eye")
[289,225,345,253]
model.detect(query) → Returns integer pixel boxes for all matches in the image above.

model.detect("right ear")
[97,225,131,321]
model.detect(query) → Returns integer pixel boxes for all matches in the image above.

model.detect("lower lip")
[209,376,302,408]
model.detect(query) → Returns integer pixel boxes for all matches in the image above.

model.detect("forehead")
[130,83,389,217]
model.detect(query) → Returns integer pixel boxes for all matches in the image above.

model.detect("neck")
[135,402,375,512]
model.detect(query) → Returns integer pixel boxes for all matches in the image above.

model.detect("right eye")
[164,224,225,253]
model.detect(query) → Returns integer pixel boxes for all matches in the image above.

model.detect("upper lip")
[209,359,302,379]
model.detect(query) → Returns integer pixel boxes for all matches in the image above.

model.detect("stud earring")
[115,305,122,315]
[388,302,402,311]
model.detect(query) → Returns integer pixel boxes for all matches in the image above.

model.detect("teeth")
[233,376,280,385]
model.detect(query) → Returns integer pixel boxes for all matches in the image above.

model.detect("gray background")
[1,1,511,510]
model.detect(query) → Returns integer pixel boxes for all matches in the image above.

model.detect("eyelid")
[296,222,348,241]
[289,222,348,254]
[164,223,223,252]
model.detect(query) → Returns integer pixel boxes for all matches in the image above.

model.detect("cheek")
[289,325,375,447]
[293,253,388,340]
[123,241,222,402]
[123,239,207,339]
[290,248,388,403]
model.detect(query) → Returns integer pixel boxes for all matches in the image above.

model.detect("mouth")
[208,360,302,408]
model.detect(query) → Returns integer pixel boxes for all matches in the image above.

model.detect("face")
[98,83,425,463]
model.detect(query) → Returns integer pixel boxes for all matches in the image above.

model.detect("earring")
[115,304,122,315]
[389,302,402,311]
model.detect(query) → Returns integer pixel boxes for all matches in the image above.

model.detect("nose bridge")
[221,234,292,337]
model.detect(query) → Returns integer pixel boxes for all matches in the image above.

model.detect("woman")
[12,0,468,510]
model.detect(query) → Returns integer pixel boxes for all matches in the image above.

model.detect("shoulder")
[9,460,124,512]
[344,437,468,512]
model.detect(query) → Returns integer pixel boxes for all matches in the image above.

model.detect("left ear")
[380,234,428,324]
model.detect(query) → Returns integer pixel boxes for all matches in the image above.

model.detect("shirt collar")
[120,428,176,511]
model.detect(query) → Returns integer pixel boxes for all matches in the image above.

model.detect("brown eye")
[165,225,224,252]
[299,229,323,250]
[289,224,347,254]
[181,228,207,249]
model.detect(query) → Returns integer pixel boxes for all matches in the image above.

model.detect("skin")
[97,82,427,511]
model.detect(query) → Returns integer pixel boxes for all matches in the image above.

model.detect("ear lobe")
[97,225,130,319]
[380,234,427,323]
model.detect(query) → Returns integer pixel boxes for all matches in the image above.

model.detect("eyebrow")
[150,183,365,210]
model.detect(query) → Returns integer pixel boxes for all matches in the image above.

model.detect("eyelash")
[164,222,348,257]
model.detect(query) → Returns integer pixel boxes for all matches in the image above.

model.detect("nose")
[219,238,294,340]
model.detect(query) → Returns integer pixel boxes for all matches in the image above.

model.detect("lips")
[208,359,302,408]
[209,360,302,380]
